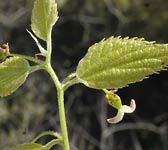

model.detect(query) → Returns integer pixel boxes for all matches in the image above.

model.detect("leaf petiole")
[45,139,63,150]
[62,77,80,91]
[31,131,62,143]
[7,53,44,65]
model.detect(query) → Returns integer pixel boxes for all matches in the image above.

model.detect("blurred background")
[0,0,168,150]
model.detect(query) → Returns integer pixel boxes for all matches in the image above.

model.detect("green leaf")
[31,0,58,41]
[0,57,30,97]
[76,36,168,89]
[10,143,45,150]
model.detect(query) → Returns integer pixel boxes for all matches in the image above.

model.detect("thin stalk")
[46,64,70,150]
[46,30,52,64]
[57,86,70,150]
[29,65,45,73]
[7,53,44,64]
[62,73,76,84]
[45,29,70,150]
[31,131,62,143]
[45,139,63,150]
[62,77,80,91]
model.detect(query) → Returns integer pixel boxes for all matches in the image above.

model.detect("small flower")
[103,89,136,124]
[107,99,136,124]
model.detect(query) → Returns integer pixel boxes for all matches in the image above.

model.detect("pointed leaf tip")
[76,36,168,89]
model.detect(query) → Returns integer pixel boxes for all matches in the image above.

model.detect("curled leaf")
[0,57,30,97]
[76,36,168,89]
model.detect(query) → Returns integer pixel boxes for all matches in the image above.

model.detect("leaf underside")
[76,36,168,89]
[31,0,58,41]
[10,143,45,150]
[0,57,30,97]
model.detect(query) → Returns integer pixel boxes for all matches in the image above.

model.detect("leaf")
[0,57,30,97]
[76,36,168,89]
[31,0,58,41]
[10,143,45,150]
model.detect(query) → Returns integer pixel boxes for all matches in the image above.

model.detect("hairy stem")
[29,65,45,73]
[42,35,70,149]
[62,73,76,84]
[45,30,70,150]
[46,64,70,150]
[46,30,52,64]
[62,77,80,91]
[7,53,44,64]
[31,131,62,143]
[45,139,63,150]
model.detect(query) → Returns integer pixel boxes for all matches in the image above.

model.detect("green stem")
[45,29,70,150]
[62,77,80,91]
[45,139,63,150]
[31,131,62,143]
[62,73,76,84]
[29,65,45,73]
[57,86,69,150]
[46,64,70,150]
[46,30,52,64]
[7,53,44,64]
